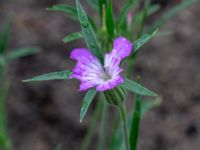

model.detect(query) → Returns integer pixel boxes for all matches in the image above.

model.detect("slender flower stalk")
[118,103,130,150]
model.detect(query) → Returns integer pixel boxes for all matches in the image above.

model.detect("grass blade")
[150,0,197,31]
[99,0,107,21]
[106,0,115,40]
[141,97,162,116]
[6,47,39,61]
[134,29,158,53]
[148,4,160,16]
[55,144,62,150]
[76,0,103,63]
[81,99,103,150]
[129,94,141,150]
[23,70,72,82]
[87,0,99,10]
[80,89,97,122]
[121,79,157,97]
[0,18,12,53]
[62,32,83,43]
[47,4,78,20]
[116,0,134,30]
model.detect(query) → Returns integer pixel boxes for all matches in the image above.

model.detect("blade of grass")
[62,32,83,43]
[80,89,97,122]
[99,0,107,22]
[121,79,157,97]
[0,82,12,150]
[76,0,103,63]
[134,29,158,53]
[6,47,39,61]
[55,144,62,150]
[126,29,158,77]
[97,99,108,150]
[129,94,141,150]
[47,4,78,20]
[148,4,160,16]
[87,0,99,10]
[106,0,115,40]
[116,0,134,30]
[0,18,12,53]
[81,98,103,150]
[137,0,150,38]
[141,97,162,116]
[150,0,197,31]
[23,70,72,82]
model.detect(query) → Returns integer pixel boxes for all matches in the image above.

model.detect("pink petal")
[113,36,133,59]
[96,77,124,91]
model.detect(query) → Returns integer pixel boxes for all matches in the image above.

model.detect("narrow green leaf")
[137,0,150,38]
[55,144,62,150]
[6,47,39,61]
[106,0,115,40]
[87,0,99,10]
[48,4,97,31]
[116,0,134,29]
[134,29,158,53]
[80,89,97,122]
[62,32,83,43]
[0,18,12,53]
[129,94,141,150]
[23,70,72,82]
[47,4,78,20]
[141,97,162,116]
[150,0,197,31]
[148,4,160,16]
[0,84,12,150]
[81,99,103,150]
[0,55,6,67]
[156,30,173,37]
[121,79,157,96]
[99,0,107,20]
[76,0,103,63]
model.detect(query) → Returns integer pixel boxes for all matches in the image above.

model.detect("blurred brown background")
[0,0,200,150]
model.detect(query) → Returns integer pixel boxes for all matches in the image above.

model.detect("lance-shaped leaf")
[55,144,62,150]
[87,0,99,10]
[134,29,158,53]
[130,94,141,150]
[99,0,107,20]
[106,0,114,40]
[62,32,83,43]
[80,89,97,122]
[47,4,78,20]
[150,0,197,31]
[6,47,39,61]
[0,18,12,53]
[116,0,134,29]
[23,70,72,82]
[120,79,157,96]
[141,96,162,116]
[0,55,6,66]
[76,0,103,63]
[148,4,160,16]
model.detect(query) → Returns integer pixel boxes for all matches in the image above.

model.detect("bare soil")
[0,0,200,150]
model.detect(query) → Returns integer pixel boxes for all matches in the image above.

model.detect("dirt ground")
[0,0,200,150]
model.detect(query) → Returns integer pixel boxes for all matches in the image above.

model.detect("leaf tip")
[22,79,30,82]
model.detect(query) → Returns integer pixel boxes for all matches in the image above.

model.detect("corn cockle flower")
[70,37,133,92]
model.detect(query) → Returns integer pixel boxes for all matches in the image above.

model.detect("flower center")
[101,67,112,81]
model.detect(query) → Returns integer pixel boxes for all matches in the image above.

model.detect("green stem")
[118,103,130,150]
[81,98,103,150]
[97,100,108,150]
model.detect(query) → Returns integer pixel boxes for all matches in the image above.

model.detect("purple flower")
[70,37,133,92]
